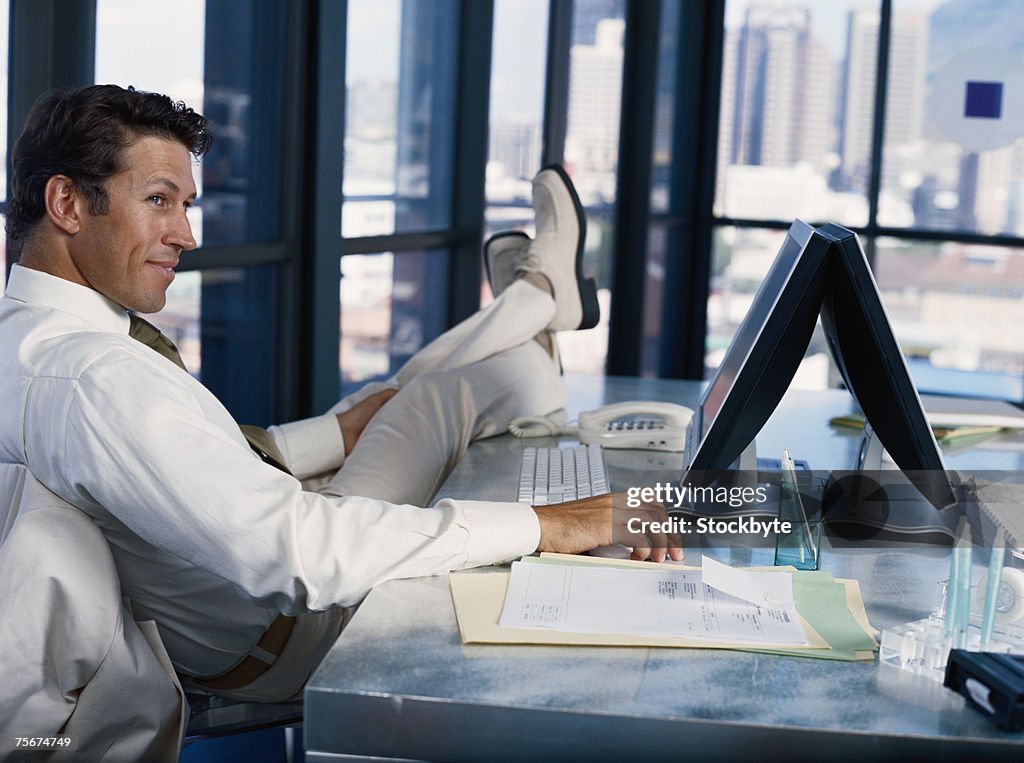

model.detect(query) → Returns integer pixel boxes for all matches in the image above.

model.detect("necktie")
[127,314,292,474]
[127,313,188,372]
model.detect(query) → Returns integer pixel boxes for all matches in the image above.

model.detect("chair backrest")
[0,463,186,761]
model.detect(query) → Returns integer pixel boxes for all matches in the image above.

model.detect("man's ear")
[43,175,84,235]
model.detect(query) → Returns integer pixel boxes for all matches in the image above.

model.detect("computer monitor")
[684,220,955,509]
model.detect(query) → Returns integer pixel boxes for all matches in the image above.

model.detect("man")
[0,85,679,702]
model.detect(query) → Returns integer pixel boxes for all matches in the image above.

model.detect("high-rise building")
[489,120,542,182]
[565,18,624,183]
[572,0,625,46]
[840,10,929,191]
[715,27,739,214]
[726,4,832,169]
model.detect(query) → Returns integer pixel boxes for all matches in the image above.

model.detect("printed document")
[498,557,809,645]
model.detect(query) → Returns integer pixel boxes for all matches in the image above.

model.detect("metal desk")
[305,376,1024,761]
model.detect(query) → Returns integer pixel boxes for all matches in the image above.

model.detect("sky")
[94,0,205,105]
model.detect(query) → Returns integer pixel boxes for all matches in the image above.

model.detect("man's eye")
[148,195,166,206]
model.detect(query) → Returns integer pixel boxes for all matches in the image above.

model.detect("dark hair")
[6,84,212,255]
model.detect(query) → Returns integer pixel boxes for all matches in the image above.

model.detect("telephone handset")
[577,401,693,451]
[509,401,693,451]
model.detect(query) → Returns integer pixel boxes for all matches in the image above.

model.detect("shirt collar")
[5,264,132,335]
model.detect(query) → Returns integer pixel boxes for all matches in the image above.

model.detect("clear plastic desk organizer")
[879,549,1024,682]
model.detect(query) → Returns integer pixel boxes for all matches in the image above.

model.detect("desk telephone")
[509,401,693,452]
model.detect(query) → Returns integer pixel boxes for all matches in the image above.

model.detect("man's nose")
[165,209,197,251]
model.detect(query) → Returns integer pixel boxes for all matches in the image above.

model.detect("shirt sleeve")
[28,346,540,614]
[267,414,346,479]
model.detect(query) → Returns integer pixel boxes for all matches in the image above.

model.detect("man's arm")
[331,392,681,561]
[35,347,575,612]
[304,391,681,561]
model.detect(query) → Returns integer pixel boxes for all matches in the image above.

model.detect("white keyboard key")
[517,444,609,504]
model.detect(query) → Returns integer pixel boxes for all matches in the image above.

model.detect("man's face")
[68,136,198,313]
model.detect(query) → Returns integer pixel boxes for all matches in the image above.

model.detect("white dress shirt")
[0,264,540,676]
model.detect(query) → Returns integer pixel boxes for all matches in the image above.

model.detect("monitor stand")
[857,421,886,472]
[737,440,757,473]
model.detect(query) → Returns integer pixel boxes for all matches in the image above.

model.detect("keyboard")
[517,444,610,505]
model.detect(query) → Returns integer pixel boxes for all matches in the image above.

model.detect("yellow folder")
[450,553,877,661]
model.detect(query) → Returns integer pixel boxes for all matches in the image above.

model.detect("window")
[717,1,862,225]
[343,0,457,238]
[482,0,549,303]
[557,0,626,374]
[712,0,1024,399]
[340,0,460,393]
[94,0,291,424]
[339,251,449,395]
[873,237,1024,400]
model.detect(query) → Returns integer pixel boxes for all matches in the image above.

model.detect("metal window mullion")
[447,0,494,327]
[864,0,893,266]
[272,0,310,422]
[541,0,572,166]
[659,0,725,380]
[606,0,661,376]
[178,242,291,271]
[342,230,463,257]
[308,0,348,414]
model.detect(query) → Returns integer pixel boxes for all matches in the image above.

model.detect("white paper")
[700,555,794,605]
[499,561,808,645]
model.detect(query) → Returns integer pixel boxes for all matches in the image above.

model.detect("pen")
[980,538,1006,650]
[952,520,972,649]
[944,545,961,640]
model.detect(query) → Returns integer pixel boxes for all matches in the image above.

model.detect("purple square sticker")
[964,81,1003,119]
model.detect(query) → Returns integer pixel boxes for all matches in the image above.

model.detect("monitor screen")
[684,220,955,509]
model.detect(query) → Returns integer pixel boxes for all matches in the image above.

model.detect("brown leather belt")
[196,613,296,691]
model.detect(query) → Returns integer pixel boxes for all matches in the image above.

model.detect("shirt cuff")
[267,414,346,480]
[439,499,541,568]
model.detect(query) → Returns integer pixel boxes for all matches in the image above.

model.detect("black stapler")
[944,650,1024,731]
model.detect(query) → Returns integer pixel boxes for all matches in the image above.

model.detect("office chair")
[0,464,185,761]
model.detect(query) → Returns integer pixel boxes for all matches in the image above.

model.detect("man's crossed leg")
[323,166,596,507]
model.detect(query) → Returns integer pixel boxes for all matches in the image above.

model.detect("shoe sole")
[541,164,600,330]
[483,230,530,296]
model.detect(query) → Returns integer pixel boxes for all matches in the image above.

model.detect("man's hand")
[532,492,684,563]
[336,388,397,455]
